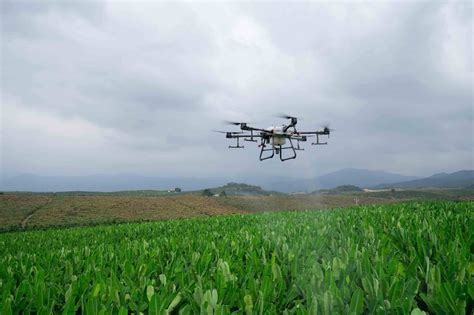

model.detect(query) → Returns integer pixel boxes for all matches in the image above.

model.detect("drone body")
[216,115,331,161]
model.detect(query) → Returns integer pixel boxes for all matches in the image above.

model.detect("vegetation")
[0,202,472,314]
[1,187,473,231]
[0,194,243,231]
[202,189,213,197]
[198,183,280,197]
[318,185,364,193]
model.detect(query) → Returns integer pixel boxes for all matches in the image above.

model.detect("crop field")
[1,201,472,314]
[0,190,455,231]
[0,195,245,231]
[0,194,53,229]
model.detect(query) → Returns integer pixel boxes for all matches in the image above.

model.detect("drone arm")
[241,125,272,134]
[226,133,263,139]
[297,130,329,135]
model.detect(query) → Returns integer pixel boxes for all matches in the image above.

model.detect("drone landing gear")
[311,134,328,146]
[244,130,258,143]
[259,144,274,160]
[278,138,297,161]
[259,138,297,161]
[295,140,304,151]
[229,137,244,149]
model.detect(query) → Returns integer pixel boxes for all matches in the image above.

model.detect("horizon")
[3,168,472,193]
[5,167,473,180]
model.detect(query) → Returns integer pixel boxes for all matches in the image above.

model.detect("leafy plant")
[0,201,472,314]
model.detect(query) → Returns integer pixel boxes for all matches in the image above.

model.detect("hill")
[376,170,474,188]
[321,185,364,193]
[264,168,419,192]
[198,183,279,196]
[5,169,471,193]
[0,174,232,192]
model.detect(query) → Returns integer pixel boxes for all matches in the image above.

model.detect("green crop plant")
[0,201,472,314]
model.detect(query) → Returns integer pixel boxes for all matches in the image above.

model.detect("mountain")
[260,168,419,192]
[317,168,419,189]
[376,170,474,189]
[0,169,420,193]
[0,174,228,192]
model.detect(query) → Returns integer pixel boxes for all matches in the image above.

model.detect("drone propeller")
[223,120,252,126]
[276,113,299,120]
[320,121,335,131]
[212,130,244,134]
[322,126,335,133]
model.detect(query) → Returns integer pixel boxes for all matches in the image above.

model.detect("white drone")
[215,115,331,161]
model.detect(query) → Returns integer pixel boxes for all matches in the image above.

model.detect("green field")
[2,188,472,232]
[1,201,472,314]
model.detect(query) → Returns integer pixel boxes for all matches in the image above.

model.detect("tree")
[174,187,182,193]
[220,190,227,197]
[202,189,213,197]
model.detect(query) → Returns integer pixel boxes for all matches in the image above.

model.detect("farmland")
[0,194,245,231]
[1,201,473,314]
[1,187,472,231]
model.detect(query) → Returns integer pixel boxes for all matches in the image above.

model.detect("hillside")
[377,170,474,188]
[0,194,245,231]
[1,169,420,193]
[2,186,473,231]
[262,168,419,192]
[198,183,279,196]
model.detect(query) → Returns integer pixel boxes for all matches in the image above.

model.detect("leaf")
[159,274,167,286]
[92,283,101,298]
[349,288,364,314]
[146,285,155,302]
[271,254,282,281]
[149,294,159,315]
[1,296,13,315]
[244,294,253,315]
[410,308,427,315]
[166,293,182,313]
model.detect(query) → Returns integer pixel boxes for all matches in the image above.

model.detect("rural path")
[21,196,54,229]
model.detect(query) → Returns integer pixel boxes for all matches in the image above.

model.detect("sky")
[1,1,472,180]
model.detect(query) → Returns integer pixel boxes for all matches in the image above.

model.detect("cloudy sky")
[1,1,472,180]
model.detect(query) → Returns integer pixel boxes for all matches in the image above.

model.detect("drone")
[215,115,331,161]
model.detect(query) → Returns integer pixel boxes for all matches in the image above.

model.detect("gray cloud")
[1,1,472,180]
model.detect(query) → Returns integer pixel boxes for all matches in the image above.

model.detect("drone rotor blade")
[222,120,255,126]
[212,130,244,134]
[276,113,299,120]
[320,121,335,131]
[223,120,241,126]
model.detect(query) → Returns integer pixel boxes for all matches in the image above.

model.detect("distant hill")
[7,169,471,193]
[1,169,418,193]
[199,183,279,196]
[263,168,419,192]
[317,168,419,189]
[0,174,228,192]
[330,185,364,192]
[376,170,474,188]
